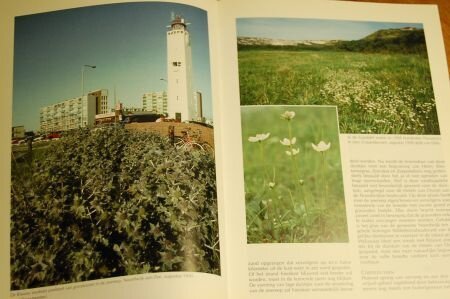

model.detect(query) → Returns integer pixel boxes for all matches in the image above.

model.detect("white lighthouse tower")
[166,15,194,122]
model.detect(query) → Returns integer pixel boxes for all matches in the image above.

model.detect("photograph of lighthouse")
[10,2,220,290]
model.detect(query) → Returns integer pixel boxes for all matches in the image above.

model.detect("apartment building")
[40,89,108,132]
[142,91,168,115]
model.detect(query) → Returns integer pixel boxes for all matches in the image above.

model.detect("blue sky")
[237,18,423,40]
[13,2,212,131]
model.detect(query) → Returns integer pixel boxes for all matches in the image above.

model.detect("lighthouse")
[166,15,194,122]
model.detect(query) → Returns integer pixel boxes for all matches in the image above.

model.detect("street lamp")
[81,64,96,96]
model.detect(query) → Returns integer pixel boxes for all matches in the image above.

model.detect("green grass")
[238,50,438,134]
[242,106,348,243]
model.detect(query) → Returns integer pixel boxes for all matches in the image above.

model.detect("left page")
[0,1,228,299]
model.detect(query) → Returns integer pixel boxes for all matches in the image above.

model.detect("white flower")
[285,148,300,156]
[280,137,296,146]
[248,136,260,142]
[248,133,270,143]
[311,141,331,152]
[281,111,295,120]
[268,182,275,188]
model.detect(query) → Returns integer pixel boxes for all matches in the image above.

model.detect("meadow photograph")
[237,18,439,135]
[241,106,348,243]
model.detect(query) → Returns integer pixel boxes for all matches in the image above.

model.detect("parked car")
[122,113,163,124]
[47,132,61,139]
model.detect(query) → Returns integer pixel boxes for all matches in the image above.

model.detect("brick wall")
[125,122,215,147]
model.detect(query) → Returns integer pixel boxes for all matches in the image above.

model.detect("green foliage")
[238,28,427,55]
[335,28,427,54]
[238,50,438,134]
[242,107,348,243]
[238,43,331,52]
[10,127,219,290]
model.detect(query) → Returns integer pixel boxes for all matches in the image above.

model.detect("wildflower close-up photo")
[241,105,348,243]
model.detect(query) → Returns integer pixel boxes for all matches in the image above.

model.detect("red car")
[47,132,61,139]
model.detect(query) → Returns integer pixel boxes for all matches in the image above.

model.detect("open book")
[1,0,450,298]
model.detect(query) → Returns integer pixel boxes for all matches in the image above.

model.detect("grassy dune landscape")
[239,50,437,134]
[238,26,439,135]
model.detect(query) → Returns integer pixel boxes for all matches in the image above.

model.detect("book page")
[218,0,450,298]
[0,1,229,299]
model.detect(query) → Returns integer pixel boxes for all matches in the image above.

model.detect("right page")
[218,1,450,298]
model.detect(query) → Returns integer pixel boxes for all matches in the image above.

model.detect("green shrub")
[10,127,219,290]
